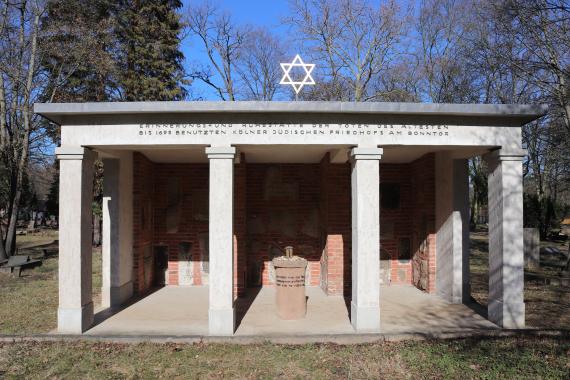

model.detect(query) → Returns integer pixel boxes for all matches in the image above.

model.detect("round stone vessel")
[272,255,308,320]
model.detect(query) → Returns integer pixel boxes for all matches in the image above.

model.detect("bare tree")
[0,0,43,259]
[0,0,97,258]
[287,0,407,101]
[416,0,481,102]
[236,28,287,101]
[186,1,249,100]
[494,0,570,133]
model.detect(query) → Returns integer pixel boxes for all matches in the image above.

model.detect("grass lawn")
[0,231,102,334]
[0,231,569,378]
[0,337,569,379]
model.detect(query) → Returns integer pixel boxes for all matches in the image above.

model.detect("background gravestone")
[524,228,540,270]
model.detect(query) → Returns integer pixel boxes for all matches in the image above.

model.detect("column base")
[451,294,463,304]
[208,308,235,336]
[351,301,380,332]
[488,299,525,328]
[102,281,133,308]
[57,302,94,334]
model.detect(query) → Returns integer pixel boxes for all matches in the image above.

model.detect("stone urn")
[272,246,308,320]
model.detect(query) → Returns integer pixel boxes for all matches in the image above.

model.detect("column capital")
[205,146,236,159]
[485,148,527,162]
[350,147,383,161]
[55,146,97,161]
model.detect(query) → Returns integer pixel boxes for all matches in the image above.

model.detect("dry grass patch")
[0,337,568,379]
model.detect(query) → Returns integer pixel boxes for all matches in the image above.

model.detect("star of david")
[279,54,316,94]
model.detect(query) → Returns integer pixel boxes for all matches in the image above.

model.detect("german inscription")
[138,123,450,138]
[275,274,306,288]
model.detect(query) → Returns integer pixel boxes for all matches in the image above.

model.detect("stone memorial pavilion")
[35,101,546,336]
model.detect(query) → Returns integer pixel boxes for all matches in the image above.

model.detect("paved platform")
[86,285,497,336]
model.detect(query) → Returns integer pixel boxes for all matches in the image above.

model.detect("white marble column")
[102,153,134,308]
[206,146,236,336]
[350,147,382,332]
[55,147,96,334]
[435,153,470,304]
[454,159,471,303]
[485,148,526,328]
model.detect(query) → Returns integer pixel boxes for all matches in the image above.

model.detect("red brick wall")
[132,153,437,296]
[246,164,322,287]
[319,156,351,296]
[380,163,414,286]
[318,154,437,295]
[151,163,209,288]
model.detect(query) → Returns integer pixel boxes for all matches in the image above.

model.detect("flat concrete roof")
[34,101,548,125]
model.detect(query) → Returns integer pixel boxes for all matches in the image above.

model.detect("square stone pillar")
[350,147,383,332]
[102,153,134,308]
[206,146,236,336]
[55,147,96,334]
[435,153,470,304]
[453,159,471,304]
[485,148,526,328]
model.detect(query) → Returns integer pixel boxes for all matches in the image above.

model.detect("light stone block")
[206,146,236,336]
[102,153,134,308]
[435,153,470,304]
[486,148,526,328]
[350,147,382,332]
[56,147,96,334]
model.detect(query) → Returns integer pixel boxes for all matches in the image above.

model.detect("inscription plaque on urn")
[272,249,308,320]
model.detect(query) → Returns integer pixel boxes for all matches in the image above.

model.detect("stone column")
[55,147,96,334]
[453,159,471,304]
[102,153,134,308]
[485,148,526,328]
[206,146,236,336]
[350,147,383,332]
[435,153,470,304]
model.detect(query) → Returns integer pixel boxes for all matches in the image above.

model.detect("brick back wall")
[380,163,414,286]
[132,153,437,296]
[152,163,210,289]
[132,153,156,295]
[319,156,351,296]
[246,164,322,286]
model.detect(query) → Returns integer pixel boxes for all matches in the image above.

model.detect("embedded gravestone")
[380,249,391,285]
[198,233,209,284]
[524,228,540,270]
[178,242,193,285]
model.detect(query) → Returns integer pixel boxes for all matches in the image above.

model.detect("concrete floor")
[86,285,497,336]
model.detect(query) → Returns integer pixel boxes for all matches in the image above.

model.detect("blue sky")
[181,1,292,99]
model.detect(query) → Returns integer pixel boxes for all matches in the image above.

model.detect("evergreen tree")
[117,0,187,101]
[41,0,120,103]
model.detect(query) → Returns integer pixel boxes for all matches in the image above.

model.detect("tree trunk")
[5,11,39,256]
[0,221,7,261]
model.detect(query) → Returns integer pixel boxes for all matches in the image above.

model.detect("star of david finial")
[279,54,316,94]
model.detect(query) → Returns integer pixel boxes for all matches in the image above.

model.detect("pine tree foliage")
[41,0,120,103]
[117,0,187,101]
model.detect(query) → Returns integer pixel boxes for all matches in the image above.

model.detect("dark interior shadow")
[91,286,163,328]
[234,286,262,330]
[465,296,488,319]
